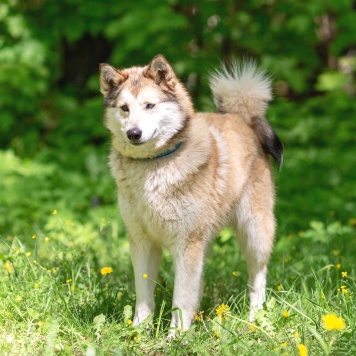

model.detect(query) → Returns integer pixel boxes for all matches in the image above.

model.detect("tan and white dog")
[99,55,283,336]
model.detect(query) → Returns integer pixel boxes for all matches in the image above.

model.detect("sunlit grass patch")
[1,218,355,354]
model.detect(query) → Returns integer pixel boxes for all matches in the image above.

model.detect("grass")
[1,205,355,355]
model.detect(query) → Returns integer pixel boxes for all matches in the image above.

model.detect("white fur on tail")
[209,60,272,122]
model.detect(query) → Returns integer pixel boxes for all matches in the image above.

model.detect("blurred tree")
[0,0,355,158]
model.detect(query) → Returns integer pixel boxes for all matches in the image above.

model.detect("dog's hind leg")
[168,238,205,338]
[234,166,275,321]
[130,237,162,326]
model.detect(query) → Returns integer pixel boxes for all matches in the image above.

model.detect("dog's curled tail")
[209,60,283,169]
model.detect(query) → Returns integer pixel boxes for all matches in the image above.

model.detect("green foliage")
[0,149,116,236]
[1,0,356,156]
[269,91,356,231]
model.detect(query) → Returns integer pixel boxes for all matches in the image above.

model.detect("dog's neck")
[154,142,183,159]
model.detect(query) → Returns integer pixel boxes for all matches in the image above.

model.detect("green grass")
[1,204,355,355]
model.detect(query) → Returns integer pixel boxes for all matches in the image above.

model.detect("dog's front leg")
[168,239,205,338]
[130,238,162,326]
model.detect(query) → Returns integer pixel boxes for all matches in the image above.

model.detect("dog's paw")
[249,306,262,322]
[167,327,184,342]
[167,329,178,342]
[132,311,153,327]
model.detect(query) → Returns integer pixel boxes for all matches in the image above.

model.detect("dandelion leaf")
[255,309,275,335]
[123,305,133,323]
[93,313,105,339]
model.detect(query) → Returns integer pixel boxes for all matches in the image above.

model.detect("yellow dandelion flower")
[127,319,132,325]
[342,288,348,294]
[32,234,37,239]
[34,283,39,288]
[249,324,257,331]
[100,267,113,276]
[117,292,123,298]
[281,342,288,347]
[293,332,300,338]
[52,209,57,215]
[14,247,20,253]
[5,261,13,273]
[348,218,356,226]
[38,321,44,327]
[15,296,22,302]
[214,332,221,339]
[45,237,50,243]
[68,241,74,247]
[298,344,308,356]
[71,285,75,291]
[100,218,105,223]
[143,273,148,279]
[321,293,325,299]
[194,311,204,322]
[277,284,283,291]
[216,303,230,320]
[322,313,346,331]
[66,279,72,283]
[332,249,340,256]
[232,271,238,276]
[282,310,290,318]
[26,252,32,257]
[133,335,137,341]
[341,271,347,278]
[336,263,341,269]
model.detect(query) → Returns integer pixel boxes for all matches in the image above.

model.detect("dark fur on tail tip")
[250,116,284,170]
[261,128,283,170]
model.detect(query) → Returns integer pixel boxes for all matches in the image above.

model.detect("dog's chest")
[112,158,201,242]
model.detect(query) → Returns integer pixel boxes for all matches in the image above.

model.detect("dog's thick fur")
[99,55,283,337]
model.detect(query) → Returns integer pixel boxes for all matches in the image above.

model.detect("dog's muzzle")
[127,128,142,144]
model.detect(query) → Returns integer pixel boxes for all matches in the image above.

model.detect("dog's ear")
[99,64,127,96]
[145,54,176,85]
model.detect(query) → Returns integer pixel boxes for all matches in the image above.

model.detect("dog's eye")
[146,103,155,110]
[121,105,129,112]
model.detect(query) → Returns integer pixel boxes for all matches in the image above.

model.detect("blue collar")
[154,142,182,159]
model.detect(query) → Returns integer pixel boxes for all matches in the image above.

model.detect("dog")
[99,55,283,337]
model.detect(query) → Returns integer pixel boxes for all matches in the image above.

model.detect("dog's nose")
[127,128,142,142]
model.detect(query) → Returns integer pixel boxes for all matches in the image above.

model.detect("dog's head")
[99,55,193,159]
